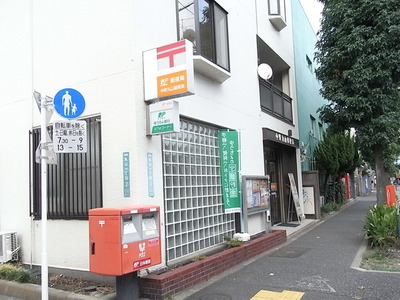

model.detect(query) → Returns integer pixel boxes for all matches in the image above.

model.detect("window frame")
[30,116,103,220]
[310,115,316,137]
[177,0,230,72]
[267,0,287,31]
[268,0,286,20]
[306,55,313,72]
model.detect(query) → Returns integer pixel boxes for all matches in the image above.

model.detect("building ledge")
[193,55,231,83]
[269,15,287,31]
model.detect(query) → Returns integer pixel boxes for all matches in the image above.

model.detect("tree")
[314,130,361,202]
[315,0,400,204]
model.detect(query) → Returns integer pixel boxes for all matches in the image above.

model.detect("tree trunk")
[374,152,391,204]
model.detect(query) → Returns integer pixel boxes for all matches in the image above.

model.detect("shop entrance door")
[264,146,282,225]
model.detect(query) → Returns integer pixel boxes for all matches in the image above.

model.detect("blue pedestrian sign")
[53,88,85,119]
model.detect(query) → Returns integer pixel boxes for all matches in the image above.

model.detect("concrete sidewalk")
[172,196,363,300]
[177,192,400,300]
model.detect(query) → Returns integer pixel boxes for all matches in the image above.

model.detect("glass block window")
[162,119,235,262]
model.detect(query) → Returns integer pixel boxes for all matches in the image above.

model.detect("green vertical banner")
[123,152,130,197]
[218,130,241,213]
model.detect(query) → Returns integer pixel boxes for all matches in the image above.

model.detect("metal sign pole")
[40,96,49,300]
[35,88,86,299]
[34,91,54,300]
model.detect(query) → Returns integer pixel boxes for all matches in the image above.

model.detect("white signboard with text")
[288,173,303,222]
[148,100,180,135]
[53,120,87,153]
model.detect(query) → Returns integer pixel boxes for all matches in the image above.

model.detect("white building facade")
[0,0,303,274]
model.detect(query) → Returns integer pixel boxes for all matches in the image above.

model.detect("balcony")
[259,79,293,123]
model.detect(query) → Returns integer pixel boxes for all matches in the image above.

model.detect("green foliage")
[315,0,400,189]
[364,204,398,248]
[192,255,206,262]
[322,180,347,213]
[313,132,339,175]
[321,201,340,214]
[361,246,400,272]
[314,131,360,177]
[0,264,35,283]
[316,0,400,129]
[383,144,400,176]
[314,131,360,202]
[223,235,243,248]
[325,181,346,204]
[362,248,388,260]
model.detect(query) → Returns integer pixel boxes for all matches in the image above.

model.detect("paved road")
[178,194,400,300]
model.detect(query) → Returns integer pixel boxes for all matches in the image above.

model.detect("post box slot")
[142,213,159,239]
[122,215,142,244]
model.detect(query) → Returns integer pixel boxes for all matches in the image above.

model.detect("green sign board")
[123,152,130,197]
[148,100,180,135]
[218,130,241,213]
[152,123,174,134]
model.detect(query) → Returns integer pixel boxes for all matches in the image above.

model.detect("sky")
[299,0,324,33]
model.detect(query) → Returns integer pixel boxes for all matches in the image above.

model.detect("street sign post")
[34,88,86,300]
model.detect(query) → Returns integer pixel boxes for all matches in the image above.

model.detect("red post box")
[386,185,396,207]
[89,205,161,276]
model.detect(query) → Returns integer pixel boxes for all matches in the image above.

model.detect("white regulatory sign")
[53,120,87,153]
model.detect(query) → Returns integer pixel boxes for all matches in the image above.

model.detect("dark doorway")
[264,145,282,225]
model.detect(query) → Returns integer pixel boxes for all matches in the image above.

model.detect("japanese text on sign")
[123,152,130,197]
[157,70,188,98]
[218,131,241,213]
[53,120,87,153]
[275,133,295,145]
[133,259,152,269]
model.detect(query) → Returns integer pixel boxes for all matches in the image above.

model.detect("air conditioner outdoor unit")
[0,232,20,264]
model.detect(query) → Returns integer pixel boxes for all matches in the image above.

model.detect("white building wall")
[0,0,300,271]
[255,0,298,138]
[0,0,34,266]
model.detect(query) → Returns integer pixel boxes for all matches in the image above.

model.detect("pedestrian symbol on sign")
[62,91,72,116]
[54,88,85,119]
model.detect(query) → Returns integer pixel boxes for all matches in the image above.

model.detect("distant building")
[292,0,326,171]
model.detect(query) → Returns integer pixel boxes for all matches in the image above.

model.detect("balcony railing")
[259,79,293,123]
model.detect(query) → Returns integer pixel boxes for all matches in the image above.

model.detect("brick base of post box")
[139,229,286,299]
